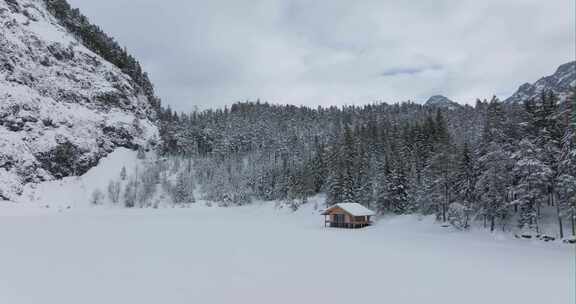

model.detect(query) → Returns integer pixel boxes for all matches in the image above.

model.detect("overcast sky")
[67,0,575,111]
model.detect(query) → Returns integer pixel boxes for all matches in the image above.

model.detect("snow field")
[0,201,573,304]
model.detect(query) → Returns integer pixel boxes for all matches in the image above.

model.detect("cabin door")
[334,214,345,227]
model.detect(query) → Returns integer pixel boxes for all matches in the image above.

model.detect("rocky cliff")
[0,0,159,200]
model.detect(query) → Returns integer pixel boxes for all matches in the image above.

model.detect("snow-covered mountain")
[0,0,159,200]
[505,61,576,103]
[425,95,461,109]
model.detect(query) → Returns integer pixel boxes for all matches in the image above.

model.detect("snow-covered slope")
[0,0,159,200]
[505,61,576,103]
[12,148,140,209]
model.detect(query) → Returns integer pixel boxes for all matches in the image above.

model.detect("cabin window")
[354,216,365,222]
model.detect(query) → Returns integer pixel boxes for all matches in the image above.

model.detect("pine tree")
[559,89,576,237]
[353,143,373,207]
[386,166,410,214]
[512,140,551,234]
[172,171,195,205]
[374,157,392,214]
[340,124,356,203]
[477,144,511,232]
[452,142,477,229]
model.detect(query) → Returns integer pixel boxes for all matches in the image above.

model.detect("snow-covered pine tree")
[340,124,356,204]
[172,171,195,205]
[511,139,551,234]
[386,166,410,214]
[477,143,511,232]
[450,142,477,229]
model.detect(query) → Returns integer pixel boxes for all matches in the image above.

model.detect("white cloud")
[67,0,575,111]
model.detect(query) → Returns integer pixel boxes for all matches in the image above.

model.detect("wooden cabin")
[322,203,375,228]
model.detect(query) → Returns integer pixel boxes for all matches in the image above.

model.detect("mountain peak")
[505,61,575,103]
[425,95,460,109]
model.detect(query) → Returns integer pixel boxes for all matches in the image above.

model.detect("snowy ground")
[0,200,574,304]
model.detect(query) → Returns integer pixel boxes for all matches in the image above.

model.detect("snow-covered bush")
[447,202,471,230]
[120,166,127,181]
[171,171,195,204]
[123,180,136,208]
[90,189,104,205]
[107,181,121,204]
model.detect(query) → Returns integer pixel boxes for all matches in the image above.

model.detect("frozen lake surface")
[0,202,574,304]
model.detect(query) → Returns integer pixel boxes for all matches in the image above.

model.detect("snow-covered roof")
[323,203,375,216]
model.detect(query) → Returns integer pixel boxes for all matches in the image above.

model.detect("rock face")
[0,0,159,200]
[425,95,461,109]
[505,61,576,103]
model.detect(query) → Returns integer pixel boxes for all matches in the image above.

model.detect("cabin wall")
[324,206,373,228]
[326,207,370,224]
[327,207,351,223]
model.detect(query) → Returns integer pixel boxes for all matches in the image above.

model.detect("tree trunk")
[536,201,541,234]
[134,165,139,207]
[554,189,563,239]
[442,183,448,222]
[490,215,495,232]
[570,210,576,236]
[557,204,564,239]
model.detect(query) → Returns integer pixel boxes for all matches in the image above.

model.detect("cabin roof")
[322,203,375,216]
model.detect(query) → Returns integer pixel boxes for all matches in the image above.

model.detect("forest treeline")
[154,92,575,238]
[39,0,576,238]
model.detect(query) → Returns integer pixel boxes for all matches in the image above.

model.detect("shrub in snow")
[123,180,136,208]
[137,147,146,160]
[171,172,195,204]
[120,166,127,181]
[516,226,537,239]
[90,189,104,205]
[107,181,121,204]
[275,199,300,211]
[447,202,471,230]
[538,235,555,242]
